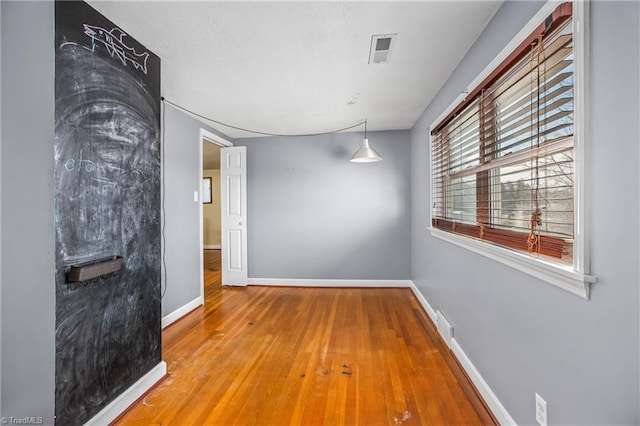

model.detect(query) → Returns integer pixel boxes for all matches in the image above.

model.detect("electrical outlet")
[535,393,548,426]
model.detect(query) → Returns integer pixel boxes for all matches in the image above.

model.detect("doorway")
[199,129,232,303]
[202,141,222,294]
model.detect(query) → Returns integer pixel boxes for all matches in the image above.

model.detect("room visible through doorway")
[202,140,222,293]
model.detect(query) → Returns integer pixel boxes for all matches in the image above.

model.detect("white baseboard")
[409,282,438,323]
[451,339,516,426]
[162,296,203,329]
[247,278,413,288]
[409,282,515,426]
[84,361,167,426]
[204,244,221,249]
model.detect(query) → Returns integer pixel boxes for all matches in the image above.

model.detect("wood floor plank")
[113,250,489,425]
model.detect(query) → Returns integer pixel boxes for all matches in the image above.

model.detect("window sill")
[429,227,596,299]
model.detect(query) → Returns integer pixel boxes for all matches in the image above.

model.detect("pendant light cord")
[161,97,366,137]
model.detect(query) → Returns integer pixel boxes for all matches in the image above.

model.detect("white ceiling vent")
[368,33,397,64]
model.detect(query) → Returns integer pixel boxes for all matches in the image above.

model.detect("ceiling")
[88,1,503,139]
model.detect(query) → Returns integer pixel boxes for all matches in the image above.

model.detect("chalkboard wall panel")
[54,2,161,424]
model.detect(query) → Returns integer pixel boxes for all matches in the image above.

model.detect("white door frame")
[199,129,232,302]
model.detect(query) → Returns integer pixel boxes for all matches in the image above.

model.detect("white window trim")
[430,228,595,299]
[428,0,596,299]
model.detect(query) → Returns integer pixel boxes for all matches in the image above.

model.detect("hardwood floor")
[203,249,221,291]
[115,251,488,425]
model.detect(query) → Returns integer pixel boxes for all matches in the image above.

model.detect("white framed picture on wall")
[202,177,212,204]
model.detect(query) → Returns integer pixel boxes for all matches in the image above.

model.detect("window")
[430,2,595,298]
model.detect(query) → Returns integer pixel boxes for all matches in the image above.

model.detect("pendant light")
[350,120,382,163]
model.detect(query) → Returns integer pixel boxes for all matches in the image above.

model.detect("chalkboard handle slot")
[66,256,123,283]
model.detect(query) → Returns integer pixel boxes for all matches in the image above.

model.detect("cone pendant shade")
[351,120,382,163]
[350,138,382,162]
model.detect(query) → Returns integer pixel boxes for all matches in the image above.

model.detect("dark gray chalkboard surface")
[54,1,161,424]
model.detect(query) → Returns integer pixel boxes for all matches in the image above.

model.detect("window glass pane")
[537,150,574,238]
[446,101,480,174]
[491,148,573,238]
[446,175,476,224]
[492,165,533,232]
[539,59,573,144]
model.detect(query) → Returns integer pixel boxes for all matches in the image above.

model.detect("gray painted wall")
[0,1,3,418]
[161,104,223,317]
[410,1,640,425]
[235,130,411,280]
[1,1,56,423]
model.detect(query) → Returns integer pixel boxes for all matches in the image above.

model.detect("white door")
[220,146,248,286]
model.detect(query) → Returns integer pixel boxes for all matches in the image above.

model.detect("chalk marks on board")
[61,147,154,191]
[83,24,150,74]
[64,150,96,172]
[59,25,151,75]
